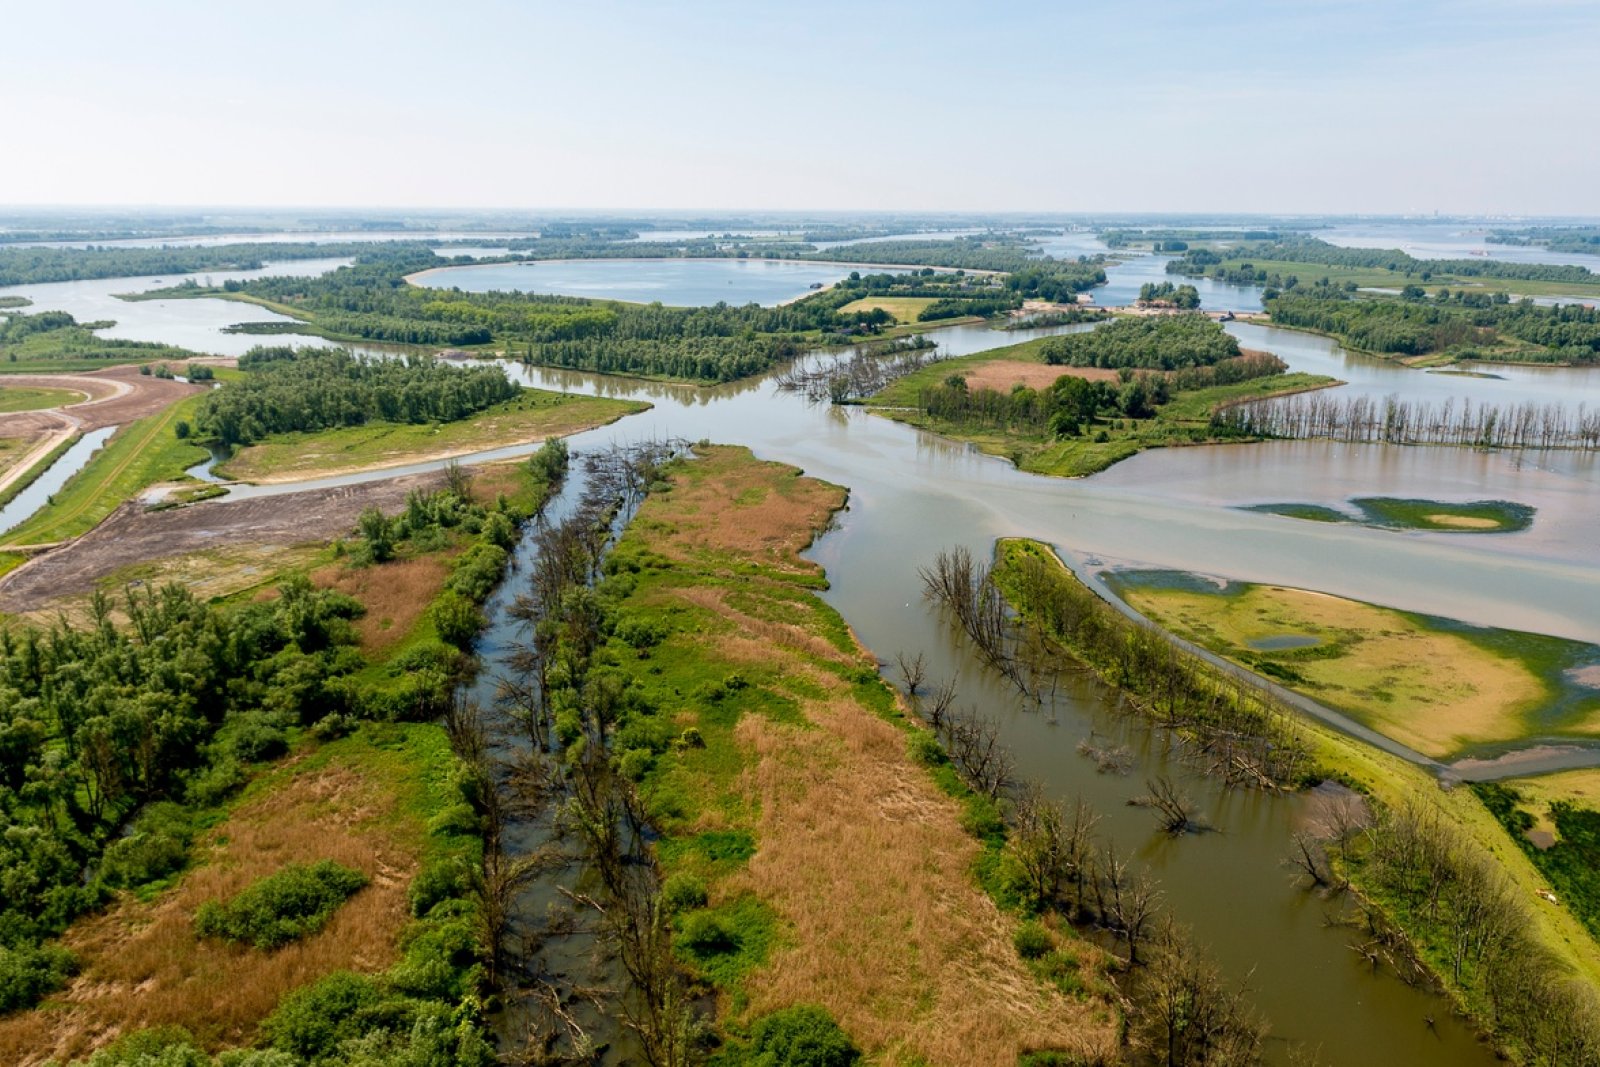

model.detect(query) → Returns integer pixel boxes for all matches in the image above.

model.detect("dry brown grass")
[629,445,1118,1064]
[646,444,845,579]
[726,700,1117,1066]
[0,757,420,1064]
[314,554,455,655]
[962,360,1121,392]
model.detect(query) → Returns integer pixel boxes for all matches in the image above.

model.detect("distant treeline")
[1216,392,1600,450]
[1102,228,1284,250]
[198,346,520,446]
[1169,237,1600,286]
[1266,286,1600,363]
[0,309,197,365]
[0,241,398,287]
[1037,315,1240,370]
[220,250,834,380]
[1488,228,1600,254]
[806,237,1108,295]
[208,250,1043,382]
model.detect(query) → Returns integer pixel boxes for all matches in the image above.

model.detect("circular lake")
[408,257,883,307]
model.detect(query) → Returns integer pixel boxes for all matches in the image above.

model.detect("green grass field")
[837,296,939,322]
[216,389,648,482]
[1,396,209,547]
[0,386,84,413]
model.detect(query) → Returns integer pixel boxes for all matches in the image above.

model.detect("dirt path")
[0,423,76,498]
[0,366,204,434]
[0,471,447,614]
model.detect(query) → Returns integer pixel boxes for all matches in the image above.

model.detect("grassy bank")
[214,388,646,482]
[868,333,1337,477]
[1108,571,1600,758]
[993,539,1600,1057]
[0,431,81,511]
[1,395,208,547]
[596,446,1118,1064]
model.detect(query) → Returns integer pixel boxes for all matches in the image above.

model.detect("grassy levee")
[993,539,1600,1054]
[867,333,1337,477]
[600,446,1118,1065]
[1,396,209,547]
[0,431,81,511]
[214,388,648,483]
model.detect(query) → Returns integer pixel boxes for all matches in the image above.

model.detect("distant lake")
[409,258,887,307]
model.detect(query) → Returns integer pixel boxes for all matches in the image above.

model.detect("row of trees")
[215,250,872,381]
[905,554,1279,1063]
[925,545,1314,789]
[197,346,520,446]
[1178,236,1600,286]
[1216,392,1600,450]
[0,241,392,287]
[1353,802,1600,1065]
[1263,287,1600,362]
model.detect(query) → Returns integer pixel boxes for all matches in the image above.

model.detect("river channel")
[6,246,1600,1064]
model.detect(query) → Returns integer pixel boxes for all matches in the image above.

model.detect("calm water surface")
[410,257,893,307]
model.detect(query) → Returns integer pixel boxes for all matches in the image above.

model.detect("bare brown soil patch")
[0,758,418,1064]
[1425,514,1501,530]
[0,470,447,614]
[315,554,455,655]
[961,360,1121,392]
[0,367,203,433]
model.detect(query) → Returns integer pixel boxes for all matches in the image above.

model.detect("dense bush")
[0,942,77,1013]
[97,803,195,889]
[1038,315,1240,371]
[747,1004,861,1067]
[193,860,368,949]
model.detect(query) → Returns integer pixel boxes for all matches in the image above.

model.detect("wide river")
[5,242,1600,1065]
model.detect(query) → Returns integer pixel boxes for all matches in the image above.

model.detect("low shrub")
[193,860,368,950]
[748,1004,861,1067]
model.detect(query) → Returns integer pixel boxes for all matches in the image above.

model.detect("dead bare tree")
[1134,776,1209,835]
[895,649,928,696]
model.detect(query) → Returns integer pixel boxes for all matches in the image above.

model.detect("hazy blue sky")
[3,0,1595,214]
